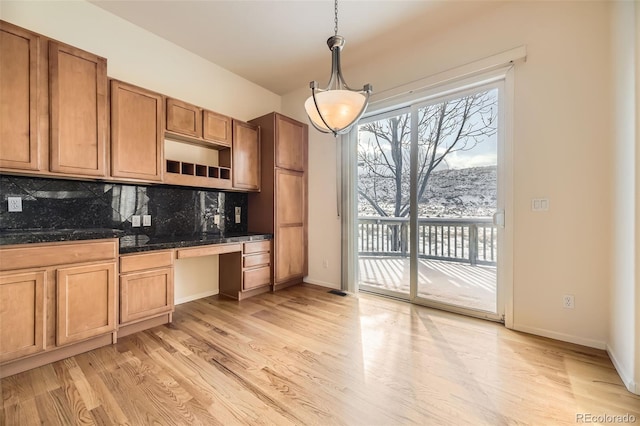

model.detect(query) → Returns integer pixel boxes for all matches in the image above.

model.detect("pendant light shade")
[305,3,372,136]
[304,90,368,135]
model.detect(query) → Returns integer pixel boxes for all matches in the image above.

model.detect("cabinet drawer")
[120,251,173,273]
[243,266,271,290]
[243,240,270,254]
[243,252,270,269]
[0,239,118,271]
[177,243,242,259]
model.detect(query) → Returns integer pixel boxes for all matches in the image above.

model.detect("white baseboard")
[606,344,639,395]
[303,278,340,289]
[175,290,217,305]
[512,323,606,349]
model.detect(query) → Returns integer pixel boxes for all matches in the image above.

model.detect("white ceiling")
[90,0,495,96]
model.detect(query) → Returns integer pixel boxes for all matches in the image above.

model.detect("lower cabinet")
[56,262,117,346]
[219,240,272,300]
[243,241,272,291]
[0,239,118,377]
[119,250,174,325]
[0,271,46,363]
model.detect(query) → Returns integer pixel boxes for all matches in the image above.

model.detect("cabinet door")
[49,42,107,177]
[276,169,304,225]
[56,262,116,346]
[120,268,174,324]
[275,226,305,283]
[0,22,40,171]
[203,110,231,146]
[275,114,306,172]
[0,271,46,363]
[166,98,201,137]
[232,120,260,191]
[111,80,163,181]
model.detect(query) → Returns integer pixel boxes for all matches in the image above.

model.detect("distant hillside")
[358,166,497,217]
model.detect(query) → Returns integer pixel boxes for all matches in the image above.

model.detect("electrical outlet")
[563,294,575,309]
[131,215,141,227]
[235,206,241,224]
[143,215,152,226]
[7,196,22,212]
[322,260,329,269]
[214,214,220,225]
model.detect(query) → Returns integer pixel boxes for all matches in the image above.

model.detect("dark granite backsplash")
[0,175,248,236]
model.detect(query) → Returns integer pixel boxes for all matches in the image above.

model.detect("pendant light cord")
[334,0,339,36]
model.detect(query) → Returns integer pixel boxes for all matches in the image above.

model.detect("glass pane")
[357,112,411,297]
[416,88,499,313]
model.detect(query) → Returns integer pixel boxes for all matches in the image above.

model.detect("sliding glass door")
[356,81,504,320]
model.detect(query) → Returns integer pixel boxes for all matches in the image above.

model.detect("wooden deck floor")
[359,256,497,312]
[2,284,638,425]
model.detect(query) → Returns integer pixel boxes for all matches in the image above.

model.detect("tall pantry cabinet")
[248,113,308,290]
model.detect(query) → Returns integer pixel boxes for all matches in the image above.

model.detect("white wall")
[609,0,638,395]
[0,1,280,121]
[283,1,615,348]
[636,2,640,396]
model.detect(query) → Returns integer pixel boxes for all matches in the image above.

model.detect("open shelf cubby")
[166,159,231,180]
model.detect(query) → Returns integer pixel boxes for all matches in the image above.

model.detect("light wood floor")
[1,284,638,425]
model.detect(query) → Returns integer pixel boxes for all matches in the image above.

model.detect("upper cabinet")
[110,80,163,181]
[232,120,260,191]
[166,98,232,147]
[166,98,201,138]
[0,20,262,193]
[0,22,40,171]
[275,114,306,172]
[49,42,107,177]
[203,110,232,146]
[0,21,108,179]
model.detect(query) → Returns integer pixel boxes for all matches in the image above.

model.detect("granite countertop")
[0,229,272,254]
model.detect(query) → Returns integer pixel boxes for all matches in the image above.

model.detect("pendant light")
[304,0,372,136]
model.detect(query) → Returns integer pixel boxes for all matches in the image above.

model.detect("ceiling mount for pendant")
[304,0,372,136]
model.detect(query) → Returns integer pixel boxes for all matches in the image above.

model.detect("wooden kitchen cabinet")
[232,120,261,191]
[248,112,308,290]
[0,271,46,363]
[274,114,306,172]
[166,98,201,138]
[119,250,174,325]
[49,41,107,177]
[111,80,163,181]
[56,262,116,346]
[219,240,272,299]
[0,21,108,179]
[203,110,232,146]
[275,168,306,283]
[0,21,40,171]
[0,239,118,378]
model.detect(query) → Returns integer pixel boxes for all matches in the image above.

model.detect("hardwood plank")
[1,284,638,425]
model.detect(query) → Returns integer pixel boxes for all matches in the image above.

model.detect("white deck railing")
[358,216,497,266]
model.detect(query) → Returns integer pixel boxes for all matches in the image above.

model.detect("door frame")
[343,65,514,326]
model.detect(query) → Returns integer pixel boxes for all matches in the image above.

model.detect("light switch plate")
[214,214,220,225]
[131,215,141,227]
[531,198,549,212]
[143,215,152,226]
